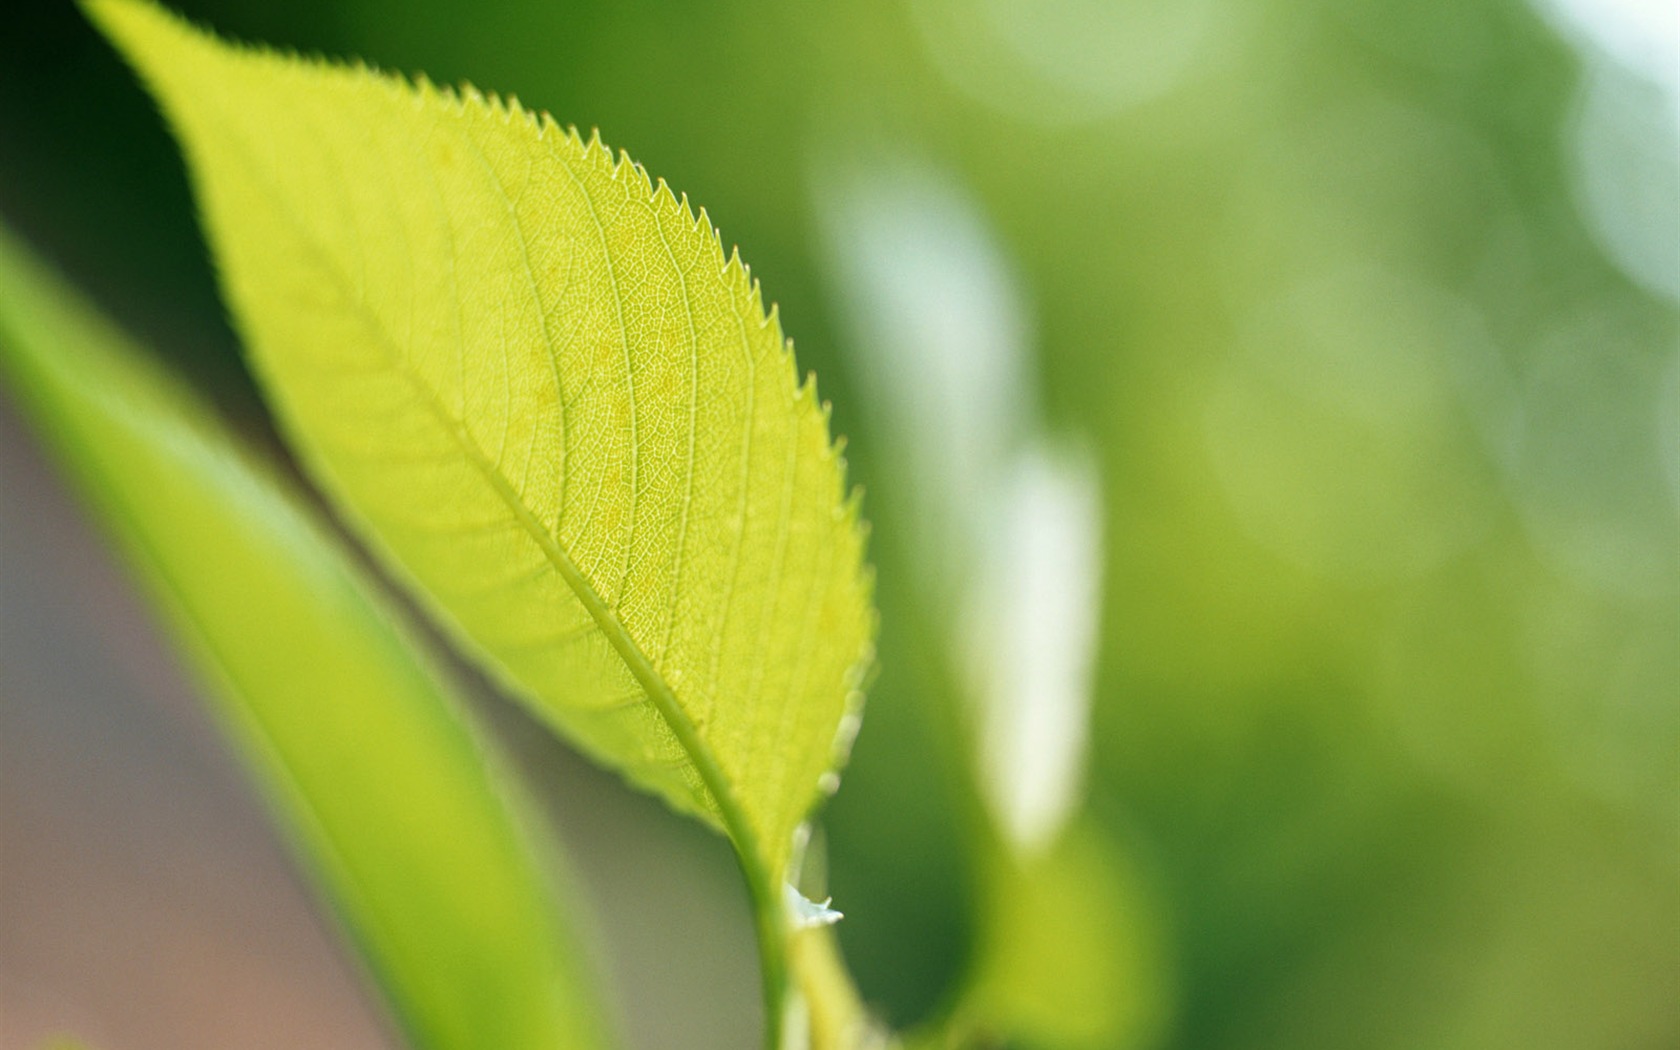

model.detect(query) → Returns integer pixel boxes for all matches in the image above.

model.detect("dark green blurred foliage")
[3,0,1674,1046]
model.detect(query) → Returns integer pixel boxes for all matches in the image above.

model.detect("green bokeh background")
[2,0,1675,1047]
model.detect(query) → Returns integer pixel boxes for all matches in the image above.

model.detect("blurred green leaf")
[972,829,1159,1050]
[0,224,612,1050]
[919,819,1168,1050]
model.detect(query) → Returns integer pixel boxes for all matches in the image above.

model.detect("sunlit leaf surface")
[88,0,876,893]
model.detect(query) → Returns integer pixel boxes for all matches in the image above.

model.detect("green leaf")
[85,0,875,902]
[0,225,612,1050]
[915,820,1169,1050]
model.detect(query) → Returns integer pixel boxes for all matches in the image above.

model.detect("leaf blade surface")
[88,0,875,887]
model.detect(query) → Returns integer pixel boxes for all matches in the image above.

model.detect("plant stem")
[741,857,790,1050]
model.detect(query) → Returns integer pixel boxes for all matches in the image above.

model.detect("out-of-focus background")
[2,0,1676,1047]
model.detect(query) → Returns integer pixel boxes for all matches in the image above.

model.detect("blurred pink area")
[0,401,394,1050]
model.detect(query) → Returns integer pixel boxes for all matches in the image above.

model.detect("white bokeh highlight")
[815,155,1103,854]
[962,444,1103,854]
[815,157,1031,604]
[909,0,1232,126]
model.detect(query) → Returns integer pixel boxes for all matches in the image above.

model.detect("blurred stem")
[788,924,895,1050]
[771,824,893,1049]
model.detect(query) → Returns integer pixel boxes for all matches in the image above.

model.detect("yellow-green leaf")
[87,0,874,898]
[0,225,612,1050]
